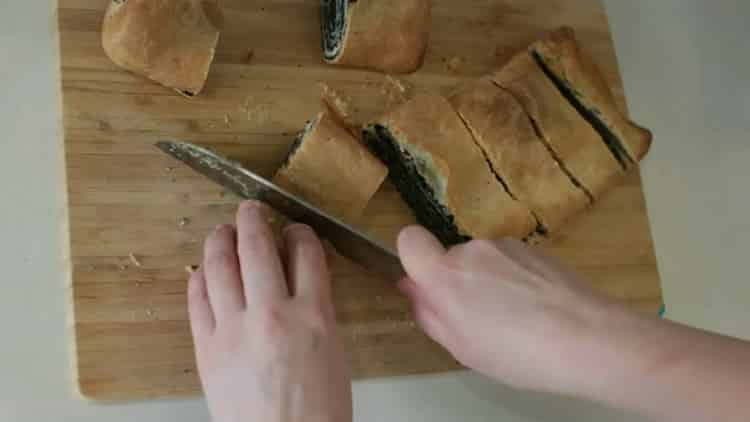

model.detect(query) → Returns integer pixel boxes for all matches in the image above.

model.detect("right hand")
[397,226,625,395]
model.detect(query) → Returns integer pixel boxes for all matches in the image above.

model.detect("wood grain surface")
[59,0,662,401]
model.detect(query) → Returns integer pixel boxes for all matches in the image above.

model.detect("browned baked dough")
[531,27,652,164]
[321,0,431,74]
[101,0,223,96]
[492,53,624,200]
[365,93,538,242]
[449,78,590,233]
[273,112,388,224]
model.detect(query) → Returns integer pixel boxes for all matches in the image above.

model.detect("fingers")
[236,201,289,305]
[203,225,246,321]
[283,224,331,301]
[188,267,215,340]
[397,225,446,286]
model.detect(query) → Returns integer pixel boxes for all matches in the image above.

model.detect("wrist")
[562,301,661,406]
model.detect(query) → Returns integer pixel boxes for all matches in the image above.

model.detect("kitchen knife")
[156,141,405,281]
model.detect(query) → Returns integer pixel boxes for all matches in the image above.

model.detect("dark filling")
[281,120,314,168]
[531,51,634,170]
[320,0,349,60]
[363,124,470,246]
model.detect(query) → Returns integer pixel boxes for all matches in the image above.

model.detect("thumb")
[397,226,446,286]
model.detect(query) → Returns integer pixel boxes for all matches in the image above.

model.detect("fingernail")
[284,223,313,235]
[241,199,265,212]
[214,224,234,234]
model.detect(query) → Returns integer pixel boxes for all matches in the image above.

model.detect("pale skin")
[189,201,750,422]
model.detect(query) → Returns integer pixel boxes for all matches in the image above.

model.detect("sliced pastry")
[273,111,388,225]
[530,27,652,166]
[364,93,538,245]
[320,0,432,74]
[492,52,624,200]
[101,0,223,97]
[449,78,590,233]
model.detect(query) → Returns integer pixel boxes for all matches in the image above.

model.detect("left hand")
[188,200,352,422]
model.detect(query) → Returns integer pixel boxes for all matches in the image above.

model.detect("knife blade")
[156,141,405,281]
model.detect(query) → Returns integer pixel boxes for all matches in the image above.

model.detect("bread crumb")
[245,49,254,64]
[128,253,142,268]
[178,217,191,228]
[446,56,464,74]
[383,75,413,107]
[118,264,128,271]
[223,114,231,126]
[165,166,176,172]
[185,265,200,274]
[318,82,357,134]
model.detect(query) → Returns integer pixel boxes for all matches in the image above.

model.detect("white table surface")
[1,1,748,421]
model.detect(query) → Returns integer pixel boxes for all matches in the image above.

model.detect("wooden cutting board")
[59,0,662,401]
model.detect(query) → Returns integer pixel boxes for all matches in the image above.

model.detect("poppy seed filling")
[363,124,470,246]
[320,0,349,60]
[531,51,634,169]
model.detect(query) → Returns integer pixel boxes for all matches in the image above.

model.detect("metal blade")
[156,141,405,281]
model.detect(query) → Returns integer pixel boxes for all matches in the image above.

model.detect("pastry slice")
[364,93,538,245]
[320,0,432,74]
[492,52,624,200]
[449,78,590,233]
[530,27,652,166]
[273,111,388,225]
[102,0,223,97]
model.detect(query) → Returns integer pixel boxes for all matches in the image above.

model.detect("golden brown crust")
[101,0,223,96]
[531,27,652,162]
[330,0,431,74]
[319,82,359,138]
[273,112,388,225]
[492,53,624,200]
[375,93,537,239]
[449,78,590,232]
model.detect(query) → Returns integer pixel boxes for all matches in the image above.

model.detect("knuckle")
[300,298,335,334]
[253,304,289,337]
[205,248,236,270]
[284,223,314,238]
[242,229,275,253]
[209,224,235,242]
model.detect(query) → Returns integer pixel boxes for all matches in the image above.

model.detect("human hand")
[188,200,352,422]
[397,226,625,396]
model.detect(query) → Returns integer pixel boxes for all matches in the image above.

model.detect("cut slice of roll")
[364,94,538,245]
[530,27,652,167]
[449,78,591,234]
[101,0,223,97]
[273,111,388,225]
[492,52,624,201]
[320,0,432,74]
